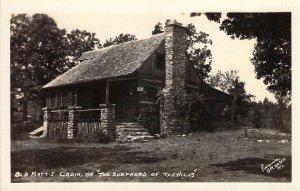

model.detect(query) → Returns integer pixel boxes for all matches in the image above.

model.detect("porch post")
[105,81,110,104]
[100,104,116,141]
[74,89,78,106]
[42,107,51,137]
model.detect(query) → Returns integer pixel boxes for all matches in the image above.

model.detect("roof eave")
[43,72,138,89]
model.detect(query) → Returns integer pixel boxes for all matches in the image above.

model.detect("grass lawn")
[11,129,291,182]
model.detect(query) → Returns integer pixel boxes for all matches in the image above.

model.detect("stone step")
[128,135,154,139]
[116,123,144,127]
[116,122,140,125]
[116,123,141,127]
[117,135,154,143]
[116,125,144,129]
[117,131,150,136]
[115,122,154,143]
[116,127,148,132]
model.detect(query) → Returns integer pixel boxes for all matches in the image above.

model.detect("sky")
[6,0,287,102]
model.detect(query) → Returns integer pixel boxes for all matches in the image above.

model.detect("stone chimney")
[160,20,190,136]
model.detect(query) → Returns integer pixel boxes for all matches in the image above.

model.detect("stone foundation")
[160,90,191,135]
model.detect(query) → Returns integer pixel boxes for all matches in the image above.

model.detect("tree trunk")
[23,100,28,122]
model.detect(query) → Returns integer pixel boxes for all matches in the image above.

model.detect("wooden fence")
[77,109,102,140]
[48,108,102,139]
[48,109,69,138]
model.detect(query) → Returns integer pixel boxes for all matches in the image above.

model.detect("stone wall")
[67,107,78,139]
[160,21,191,136]
[100,104,116,140]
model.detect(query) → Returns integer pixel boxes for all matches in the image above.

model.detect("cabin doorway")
[109,80,138,122]
[76,80,138,122]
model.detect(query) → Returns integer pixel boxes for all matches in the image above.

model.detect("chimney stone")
[160,20,190,136]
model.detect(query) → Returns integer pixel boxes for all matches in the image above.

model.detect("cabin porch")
[42,79,157,141]
[45,79,139,122]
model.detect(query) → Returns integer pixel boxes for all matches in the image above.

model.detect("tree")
[151,22,213,79]
[247,102,263,128]
[152,22,164,35]
[11,14,32,121]
[228,79,254,117]
[206,70,254,105]
[66,29,102,67]
[246,96,291,130]
[192,12,291,98]
[103,33,137,47]
[206,70,254,118]
[186,24,213,79]
[205,70,240,93]
[10,14,101,121]
[11,14,68,121]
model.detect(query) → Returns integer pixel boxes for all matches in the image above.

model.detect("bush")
[11,121,42,140]
[94,130,116,144]
[240,100,291,133]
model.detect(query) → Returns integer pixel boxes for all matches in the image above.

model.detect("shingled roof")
[199,83,233,100]
[43,34,165,88]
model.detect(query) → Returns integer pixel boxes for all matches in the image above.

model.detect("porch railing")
[47,107,102,139]
[76,109,102,139]
[48,109,69,138]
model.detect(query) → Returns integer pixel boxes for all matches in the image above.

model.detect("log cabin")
[41,20,234,142]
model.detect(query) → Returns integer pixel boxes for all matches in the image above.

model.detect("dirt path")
[11,130,291,182]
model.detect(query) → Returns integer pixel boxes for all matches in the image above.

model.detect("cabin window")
[156,53,165,70]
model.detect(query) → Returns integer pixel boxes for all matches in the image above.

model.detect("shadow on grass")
[210,155,291,181]
[11,145,163,180]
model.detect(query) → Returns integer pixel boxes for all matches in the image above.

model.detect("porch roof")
[43,34,165,89]
[199,83,234,101]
